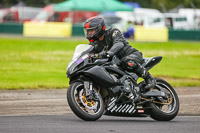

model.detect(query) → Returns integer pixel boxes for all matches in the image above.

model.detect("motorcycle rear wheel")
[67,82,104,121]
[147,78,179,121]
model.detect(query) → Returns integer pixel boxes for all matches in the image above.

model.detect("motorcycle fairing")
[84,66,117,88]
[104,97,152,117]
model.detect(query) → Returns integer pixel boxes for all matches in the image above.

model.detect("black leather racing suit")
[89,27,144,73]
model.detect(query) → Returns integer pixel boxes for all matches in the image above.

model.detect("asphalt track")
[0,115,200,133]
[0,88,200,133]
[1,88,200,116]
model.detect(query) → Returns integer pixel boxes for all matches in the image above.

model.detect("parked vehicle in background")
[132,8,165,27]
[32,4,99,23]
[115,8,165,28]
[31,5,67,22]
[178,8,200,29]
[164,13,190,30]
[98,12,125,31]
[0,6,42,23]
[100,9,165,39]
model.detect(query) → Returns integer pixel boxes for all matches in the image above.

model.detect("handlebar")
[90,54,100,59]
[90,53,110,59]
[89,53,120,65]
[89,53,109,63]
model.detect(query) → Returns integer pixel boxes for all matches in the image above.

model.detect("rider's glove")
[99,51,107,58]
[106,51,114,59]
[99,51,114,59]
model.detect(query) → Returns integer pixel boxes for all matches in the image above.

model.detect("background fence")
[169,29,200,41]
[0,23,23,34]
[1,22,200,41]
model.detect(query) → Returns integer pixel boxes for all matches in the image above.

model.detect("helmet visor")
[84,28,96,38]
[84,24,101,39]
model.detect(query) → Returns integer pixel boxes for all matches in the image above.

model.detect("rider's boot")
[135,64,156,90]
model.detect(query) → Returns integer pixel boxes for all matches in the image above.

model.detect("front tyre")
[67,82,104,121]
[148,78,179,121]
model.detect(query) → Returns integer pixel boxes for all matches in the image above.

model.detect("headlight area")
[67,58,84,74]
[67,54,89,76]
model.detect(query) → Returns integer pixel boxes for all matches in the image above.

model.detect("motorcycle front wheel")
[67,82,104,121]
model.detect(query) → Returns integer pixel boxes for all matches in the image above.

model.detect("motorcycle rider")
[83,16,156,94]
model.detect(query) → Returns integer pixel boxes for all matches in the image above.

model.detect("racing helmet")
[84,16,106,42]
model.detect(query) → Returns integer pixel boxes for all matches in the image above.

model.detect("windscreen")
[72,44,92,60]
[67,44,92,71]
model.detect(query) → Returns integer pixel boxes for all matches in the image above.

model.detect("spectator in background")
[123,18,135,39]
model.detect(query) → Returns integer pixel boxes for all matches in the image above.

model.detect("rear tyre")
[147,78,179,121]
[67,82,104,121]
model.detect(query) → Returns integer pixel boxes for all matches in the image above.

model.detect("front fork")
[84,81,95,100]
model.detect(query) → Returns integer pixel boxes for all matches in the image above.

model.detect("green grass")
[0,37,200,89]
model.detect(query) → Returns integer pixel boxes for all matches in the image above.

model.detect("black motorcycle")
[66,44,179,121]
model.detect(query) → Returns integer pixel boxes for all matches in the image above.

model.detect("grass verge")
[0,37,200,89]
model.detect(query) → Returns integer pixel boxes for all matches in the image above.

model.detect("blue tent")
[124,2,141,8]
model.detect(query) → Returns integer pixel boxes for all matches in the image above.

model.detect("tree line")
[0,0,200,11]
[121,0,200,12]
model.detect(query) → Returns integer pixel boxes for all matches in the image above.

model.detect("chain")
[141,97,173,105]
